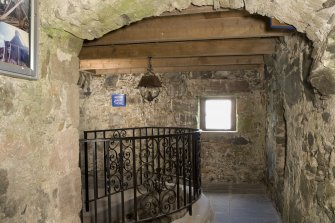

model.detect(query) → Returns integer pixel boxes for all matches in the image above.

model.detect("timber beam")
[84,11,289,46]
[79,38,276,60]
[94,64,264,75]
[80,55,264,71]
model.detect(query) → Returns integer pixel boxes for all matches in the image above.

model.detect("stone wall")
[265,34,335,223]
[79,70,266,185]
[0,30,82,222]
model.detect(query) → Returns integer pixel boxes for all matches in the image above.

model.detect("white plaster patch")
[56,49,72,62]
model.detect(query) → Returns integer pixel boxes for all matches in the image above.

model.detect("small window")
[200,97,237,131]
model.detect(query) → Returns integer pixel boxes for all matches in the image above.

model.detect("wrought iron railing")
[80,127,201,223]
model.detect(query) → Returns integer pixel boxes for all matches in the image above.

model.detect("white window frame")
[200,97,237,132]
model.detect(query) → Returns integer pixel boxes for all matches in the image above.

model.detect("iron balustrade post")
[151,128,155,184]
[188,133,193,216]
[157,127,161,183]
[105,140,112,223]
[195,132,201,197]
[79,144,83,222]
[182,134,187,207]
[176,135,180,209]
[93,137,98,223]
[192,132,197,199]
[168,128,172,175]
[145,128,149,183]
[139,128,143,185]
[157,128,162,215]
[197,132,202,195]
[120,139,125,223]
[84,132,90,212]
[132,138,138,222]
[104,131,107,196]
[162,129,166,175]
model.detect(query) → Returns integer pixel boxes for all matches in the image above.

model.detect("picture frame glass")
[0,0,37,79]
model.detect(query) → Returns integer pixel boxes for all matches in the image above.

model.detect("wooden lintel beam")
[84,11,288,46]
[80,56,264,71]
[94,64,264,75]
[79,38,275,60]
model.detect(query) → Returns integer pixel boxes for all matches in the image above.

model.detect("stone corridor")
[1,1,335,223]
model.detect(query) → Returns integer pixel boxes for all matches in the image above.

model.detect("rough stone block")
[66,84,80,128]
[105,75,119,88]
[231,137,250,145]
[0,169,9,196]
[0,81,15,116]
[322,112,331,123]
[58,169,82,220]
[307,132,314,146]
[50,49,80,84]
[168,83,187,97]
[189,71,213,79]
[309,66,335,95]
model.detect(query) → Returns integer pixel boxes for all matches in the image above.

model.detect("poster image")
[0,0,36,78]
[0,22,29,67]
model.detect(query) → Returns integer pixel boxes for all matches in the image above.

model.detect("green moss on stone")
[41,28,82,56]
[42,28,74,40]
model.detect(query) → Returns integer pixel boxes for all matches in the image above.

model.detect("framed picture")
[0,0,37,79]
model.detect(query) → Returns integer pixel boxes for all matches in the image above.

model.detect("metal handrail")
[79,132,201,143]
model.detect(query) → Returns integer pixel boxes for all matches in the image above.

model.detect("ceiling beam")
[80,55,264,71]
[84,11,288,46]
[79,38,276,60]
[95,64,264,75]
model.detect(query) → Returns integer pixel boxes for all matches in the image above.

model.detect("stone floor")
[203,184,282,223]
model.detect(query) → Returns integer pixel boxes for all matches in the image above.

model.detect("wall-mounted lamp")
[137,57,162,102]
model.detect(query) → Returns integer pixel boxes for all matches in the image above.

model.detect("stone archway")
[41,0,335,95]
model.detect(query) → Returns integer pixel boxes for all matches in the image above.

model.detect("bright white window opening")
[200,98,237,131]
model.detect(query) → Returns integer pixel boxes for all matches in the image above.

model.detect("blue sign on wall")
[112,94,126,107]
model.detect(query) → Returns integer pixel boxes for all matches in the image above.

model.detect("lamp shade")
[137,74,162,88]
[137,73,162,102]
[137,57,162,102]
